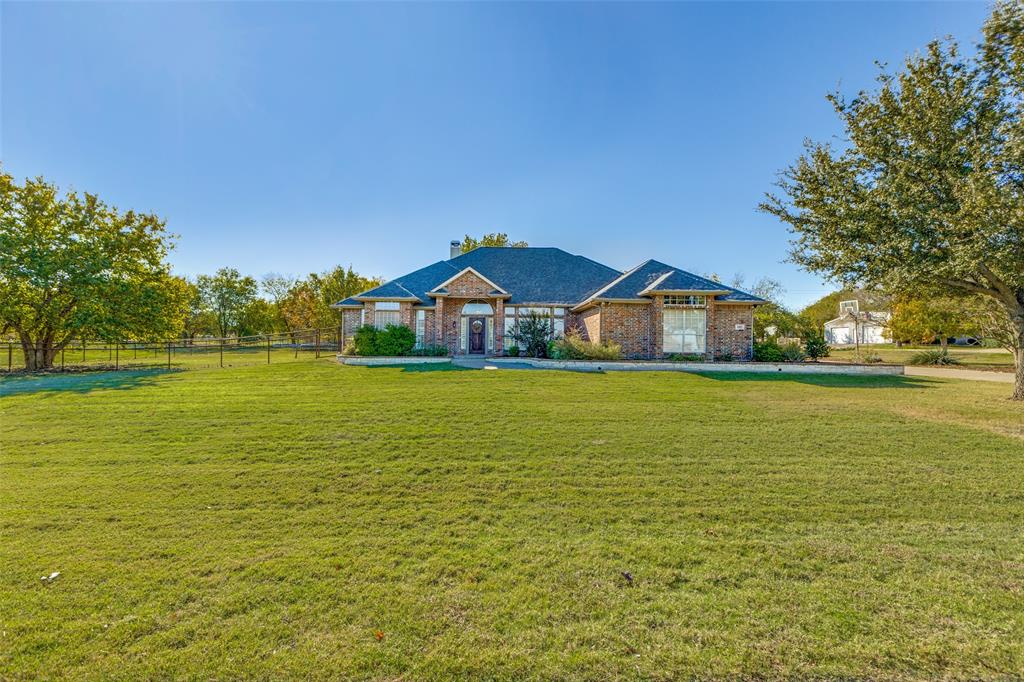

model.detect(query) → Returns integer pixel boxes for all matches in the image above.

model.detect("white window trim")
[663,308,706,354]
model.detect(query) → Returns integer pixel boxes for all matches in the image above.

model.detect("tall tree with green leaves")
[460,233,528,252]
[887,296,979,350]
[0,172,189,370]
[196,268,258,338]
[761,2,1024,399]
[180,279,217,344]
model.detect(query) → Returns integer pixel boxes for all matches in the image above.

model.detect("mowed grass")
[1,361,1022,680]
[828,344,1014,369]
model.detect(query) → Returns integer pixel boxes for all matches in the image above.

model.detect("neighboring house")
[332,242,766,359]
[824,300,890,345]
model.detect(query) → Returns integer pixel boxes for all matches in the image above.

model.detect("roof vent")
[450,240,462,259]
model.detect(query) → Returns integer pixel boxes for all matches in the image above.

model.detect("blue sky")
[2,1,989,309]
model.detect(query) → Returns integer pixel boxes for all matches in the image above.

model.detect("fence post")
[83,339,86,362]
[115,343,119,370]
[167,342,171,370]
[267,335,271,364]
[61,348,65,370]
[8,343,12,372]
[316,329,321,359]
[220,339,224,368]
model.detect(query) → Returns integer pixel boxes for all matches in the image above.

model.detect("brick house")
[333,243,766,360]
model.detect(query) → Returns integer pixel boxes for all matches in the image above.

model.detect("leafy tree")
[0,172,188,370]
[309,266,382,329]
[888,296,979,351]
[237,299,277,337]
[276,266,382,333]
[460,233,528,252]
[731,275,805,341]
[761,3,1024,399]
[181,279,218,343]
[964,295,1023,360]
[196,268,258,338]
[279,281,321,332]
[261,273,297,333]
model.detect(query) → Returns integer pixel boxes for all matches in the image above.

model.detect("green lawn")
[2,361,1022,679]
[828,344,1014,369]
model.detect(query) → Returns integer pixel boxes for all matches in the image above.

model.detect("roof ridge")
[638,269,674,295]
[575,259,653,306]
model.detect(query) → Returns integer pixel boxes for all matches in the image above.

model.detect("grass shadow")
[0,368,178,397]
[690,371,937,389]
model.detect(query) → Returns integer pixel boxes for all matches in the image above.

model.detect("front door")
[468,317,485,354]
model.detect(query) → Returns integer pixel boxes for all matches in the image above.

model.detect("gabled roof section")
[574,259,767,309]
[449,247,621,305]
[343,259,460,305]
[429,266,508,295]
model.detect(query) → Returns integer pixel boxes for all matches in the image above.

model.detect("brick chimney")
[450,240,462,259]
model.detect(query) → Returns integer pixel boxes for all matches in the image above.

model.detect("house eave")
[640,288,733,297]
[353,296,421,302]
[570,297,652,313]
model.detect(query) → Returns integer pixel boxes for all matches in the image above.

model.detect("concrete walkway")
[451,357,534,370]
[904,366,1015,383]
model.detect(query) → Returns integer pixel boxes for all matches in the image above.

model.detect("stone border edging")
[487,357,905,375]
[338,355,452,366]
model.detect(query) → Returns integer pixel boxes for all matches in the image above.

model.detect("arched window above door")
[461,299,494,315]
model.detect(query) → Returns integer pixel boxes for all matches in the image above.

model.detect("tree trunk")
[1014,347,1024,402]
[1007,301,1024,402]
[939,335,949,352]
[21,340,58,371]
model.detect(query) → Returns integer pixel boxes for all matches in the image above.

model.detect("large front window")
[374,301,401,329]
[663,308,706,354]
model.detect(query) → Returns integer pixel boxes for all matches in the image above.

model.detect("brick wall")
[446,271,497,298]
[708,304,754,360]
[341,309,363,343]
[599,303,654,359]
[578,308,601,342]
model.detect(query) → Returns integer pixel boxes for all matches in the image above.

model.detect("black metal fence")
[2,328,342,373]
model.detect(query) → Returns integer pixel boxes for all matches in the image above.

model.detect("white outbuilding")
[824,300,890,345]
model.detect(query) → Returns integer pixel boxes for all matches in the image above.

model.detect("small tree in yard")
[0,172,189,370]
[508,312,551,358]
[761,2,1024,400]
[803,331,830,361]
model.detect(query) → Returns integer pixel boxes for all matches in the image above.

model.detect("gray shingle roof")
[449,248,621,304]
[584,259,766,305]
[335,249,764,308]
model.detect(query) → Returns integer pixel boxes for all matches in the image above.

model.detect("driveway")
[904,366,1015,383]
